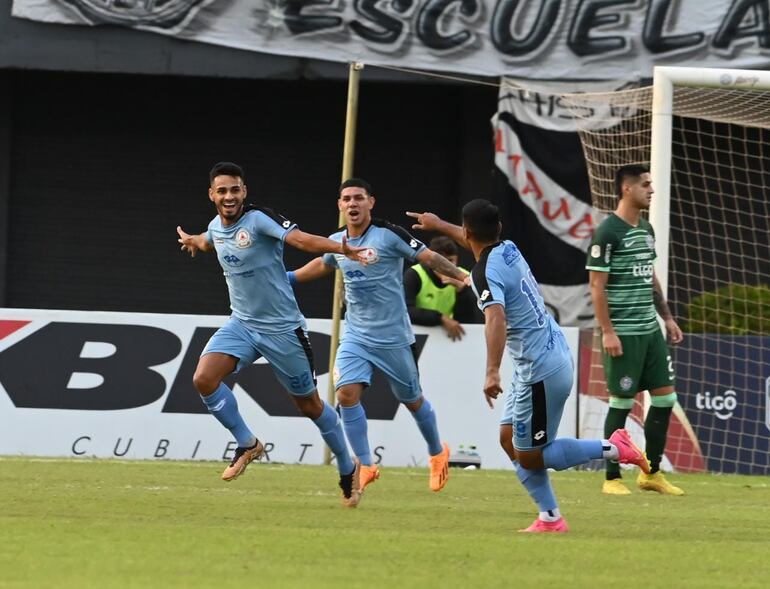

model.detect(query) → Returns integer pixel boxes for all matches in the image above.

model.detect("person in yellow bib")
[404,236,482,341]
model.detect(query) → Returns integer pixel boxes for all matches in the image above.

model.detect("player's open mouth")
[348,210,360,219]
[222,202,237,212]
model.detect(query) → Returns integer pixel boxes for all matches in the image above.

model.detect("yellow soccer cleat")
[637,472,685,496]
[359,464,380,493]
[339,458,362,508]
[602,479,632,495]
[221,439,264,481]
[429,442,450,492]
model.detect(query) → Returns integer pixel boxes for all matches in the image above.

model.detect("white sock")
[539,508,562,522]
[602,440,619,460]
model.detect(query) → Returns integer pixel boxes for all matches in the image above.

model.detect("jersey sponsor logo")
[696,389,737,421]
[235,229,251,248]
[591,244,601,258]
[620,375,633,391]
[632,262,654,283]
[214,237,224,244]
[533,430,545,441]
[361,247,379,264]
[222,254,244,267]
[605,243,612,263]
[345,270,366,279]
[480,289,491,302]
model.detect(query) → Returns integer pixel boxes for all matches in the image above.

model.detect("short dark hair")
[429,236,458,257]
[615,164,649,198]
[462,199,501,242]
[339,178,372,196]
[209,162,245,185]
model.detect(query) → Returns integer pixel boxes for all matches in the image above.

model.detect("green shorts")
[602,330,675,397]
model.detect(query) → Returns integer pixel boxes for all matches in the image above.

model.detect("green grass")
[1,458,769,589]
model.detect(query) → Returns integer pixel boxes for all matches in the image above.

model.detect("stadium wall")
[0,69,496,317]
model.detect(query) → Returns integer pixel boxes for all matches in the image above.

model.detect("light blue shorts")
[335,339,422,403]
[202,317,316,396]
[500,360,573,450]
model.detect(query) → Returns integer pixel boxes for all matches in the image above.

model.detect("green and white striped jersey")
[586,214,658,335]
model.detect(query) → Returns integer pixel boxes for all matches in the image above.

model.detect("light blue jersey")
[206,207,303,334]
[471,240,570,385]
[322,219,426,348]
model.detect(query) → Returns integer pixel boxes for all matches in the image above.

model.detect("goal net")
[562,68,770,476]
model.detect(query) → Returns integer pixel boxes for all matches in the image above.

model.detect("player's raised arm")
[406,211,470,250]
[285,229,368,263]
[415,248,467,283]
[177,226,214,258]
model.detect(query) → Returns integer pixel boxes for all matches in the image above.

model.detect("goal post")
[561,67,770,476]
[650,66,770,295]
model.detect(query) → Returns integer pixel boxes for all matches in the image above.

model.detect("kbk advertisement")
[0,308,578,470]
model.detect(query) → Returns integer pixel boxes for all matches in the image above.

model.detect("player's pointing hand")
[406,211,441,232]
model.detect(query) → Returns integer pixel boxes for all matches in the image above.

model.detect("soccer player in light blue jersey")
[289,178,469,494]
[176,162,370,508]
[408,200,650,532]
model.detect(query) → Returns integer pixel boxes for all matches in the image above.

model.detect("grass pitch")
[1,458,769,589]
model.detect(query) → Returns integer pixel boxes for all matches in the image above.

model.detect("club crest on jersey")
[620,376,633,391]
[591,245,601,258]
[361,248,379,264]
[646,235,655,250]
[235,229,251,248]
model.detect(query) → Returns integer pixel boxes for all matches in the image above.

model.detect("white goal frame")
[649,66,770,295]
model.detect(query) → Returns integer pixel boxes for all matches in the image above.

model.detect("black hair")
[614,164,649,198]
[429,235,458,257]
[461,199,501,242]
[209,162,245,185]
[339,178,373,196]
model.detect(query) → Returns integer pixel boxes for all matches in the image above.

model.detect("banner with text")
[490,79,634,327]
[0,309,579,470]
[11,0,770,79]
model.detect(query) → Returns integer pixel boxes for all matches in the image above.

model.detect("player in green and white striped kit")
[587,164,686,496]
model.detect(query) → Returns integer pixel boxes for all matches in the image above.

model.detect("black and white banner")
[491,79,640,327]
[0,309,579,470]
[11,0,770,79]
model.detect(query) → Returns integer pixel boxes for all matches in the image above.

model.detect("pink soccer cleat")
[519,517,569,533]
[609,429,651,474]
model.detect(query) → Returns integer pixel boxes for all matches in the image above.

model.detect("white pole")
[649,66,673,296]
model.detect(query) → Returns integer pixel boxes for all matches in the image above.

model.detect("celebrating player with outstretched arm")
[407,200,650,533]
[289,178,467,495]
[177,161,370,508]
[587,164,685,496]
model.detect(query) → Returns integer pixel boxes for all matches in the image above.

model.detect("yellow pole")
[325,62,364,464]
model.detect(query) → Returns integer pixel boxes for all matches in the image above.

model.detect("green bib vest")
[412,264,458,317]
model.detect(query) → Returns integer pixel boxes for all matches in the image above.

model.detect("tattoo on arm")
[426,252,463,280]
[653,282,673,320]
